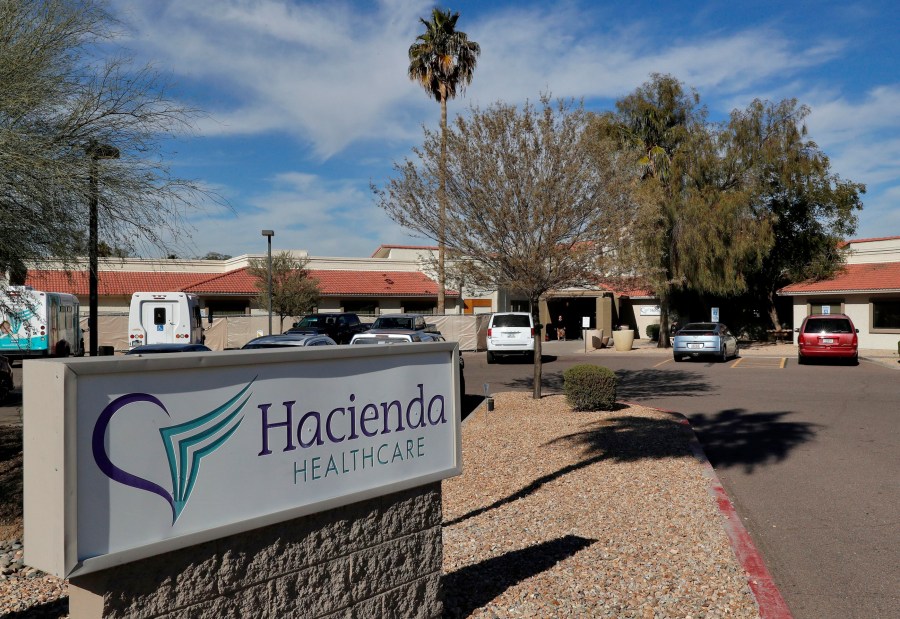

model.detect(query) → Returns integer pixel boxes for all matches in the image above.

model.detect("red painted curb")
[625,403,794,619]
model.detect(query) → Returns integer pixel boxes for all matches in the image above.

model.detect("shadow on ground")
[442,535,595,618]
[0,425,23,529]
[687,408,819,473]
[509,367,714,400]
[1,598,69,618]
[445,414,694,527]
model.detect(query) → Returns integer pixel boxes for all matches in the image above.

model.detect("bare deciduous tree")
[0,0,221,285]
[248,252,321,333]
[375,96,634,398]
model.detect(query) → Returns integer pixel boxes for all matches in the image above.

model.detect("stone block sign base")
[68,483,443,618]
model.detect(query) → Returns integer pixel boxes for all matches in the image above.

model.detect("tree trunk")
[437,94,447,315]
[532,304,542,399]
[657,290,671,348]
[767,289,783,331]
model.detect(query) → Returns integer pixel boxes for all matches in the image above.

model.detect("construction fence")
[82,314,492,353]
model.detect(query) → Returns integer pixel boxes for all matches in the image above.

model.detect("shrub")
[563,364,617,411]
[646,323,660,341]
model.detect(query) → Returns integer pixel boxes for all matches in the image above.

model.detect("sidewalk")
[541,337,900,370]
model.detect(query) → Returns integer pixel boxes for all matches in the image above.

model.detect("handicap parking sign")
[157,325,164,331]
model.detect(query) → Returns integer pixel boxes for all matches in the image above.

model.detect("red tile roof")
[595,277,656,298]
[779,262,900,294]
[26,268,457,298]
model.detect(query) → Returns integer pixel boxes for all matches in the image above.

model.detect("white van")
[486,312,535,363]
[128,292,204,349]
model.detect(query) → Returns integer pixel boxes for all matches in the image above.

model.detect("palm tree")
[408,8,480,314]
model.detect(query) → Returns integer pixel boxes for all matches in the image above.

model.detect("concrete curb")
[655,406,794,619]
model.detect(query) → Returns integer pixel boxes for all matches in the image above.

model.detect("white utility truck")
[128,292,204,349]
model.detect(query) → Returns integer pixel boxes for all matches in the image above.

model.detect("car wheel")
[720,343,728,362]
[486,351,495,364]
[0,381,9,403]
[673,354,683,362]
[797,354,805,365]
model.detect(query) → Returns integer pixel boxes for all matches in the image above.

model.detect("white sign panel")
[639,305,661,316]
[711,307,720,323]
[24,344,462,577]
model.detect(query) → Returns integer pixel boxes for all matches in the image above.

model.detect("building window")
[510,300,531,312]
[402,301,435,314]
[872,299,900,332]
[342,300,377,315]
[809,299,843,315]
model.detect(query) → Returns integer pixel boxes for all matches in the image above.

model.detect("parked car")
[124,343,212,355]
[795,313,858,365]
[486,312,535,363]
[242,333,337,349]
[349,329,441,345]
[350,331,465,396]
[673,322,738,362]
[0,355,13,403]
[286,313,369,344]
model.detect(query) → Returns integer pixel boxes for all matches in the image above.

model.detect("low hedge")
[563,364,618,411]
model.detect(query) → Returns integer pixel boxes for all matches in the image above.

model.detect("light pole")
[87,141,120,356]
[261,230,274,335]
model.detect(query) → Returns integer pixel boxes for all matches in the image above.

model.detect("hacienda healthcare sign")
[23,343,462,577]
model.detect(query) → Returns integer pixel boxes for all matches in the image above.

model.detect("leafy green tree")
[376,97,632,398]
[199,251,232,260]
[0,0,218,285]
[599,74,774,345]
[248,252,321,332]
[597,74,705,347]
[408,8,480,314]
[727,99,865,329]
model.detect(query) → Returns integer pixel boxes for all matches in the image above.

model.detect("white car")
[349,329,439,345]
[486,312,535,363]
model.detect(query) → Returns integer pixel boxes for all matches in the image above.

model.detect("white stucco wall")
[791,296,900,350]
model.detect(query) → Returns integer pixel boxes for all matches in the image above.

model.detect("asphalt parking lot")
[464,339,900,619]
[2,343,898,618]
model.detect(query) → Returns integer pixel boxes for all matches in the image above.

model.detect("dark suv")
[796,313,859,365]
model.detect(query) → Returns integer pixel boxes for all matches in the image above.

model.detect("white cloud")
[182,171,425,258]
[109,0,900,254]
[117,1,848,158]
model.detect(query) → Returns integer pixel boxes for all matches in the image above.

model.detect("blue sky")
[112,0,900,258]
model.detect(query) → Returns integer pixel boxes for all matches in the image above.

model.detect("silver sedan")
[673,322,738,362]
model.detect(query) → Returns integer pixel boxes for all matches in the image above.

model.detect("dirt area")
[0,425,24,541]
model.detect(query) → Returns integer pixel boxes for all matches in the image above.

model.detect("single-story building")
[23,247,462,317]
[779,236,900,350]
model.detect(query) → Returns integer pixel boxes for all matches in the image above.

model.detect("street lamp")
[261,230,274,335]
[87,141,120,356]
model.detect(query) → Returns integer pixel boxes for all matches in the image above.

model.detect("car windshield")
[294,316,320,328]
[373,317,414,329]
[493,315,530,328]
[679,323,718,333]
[804,318,853,333]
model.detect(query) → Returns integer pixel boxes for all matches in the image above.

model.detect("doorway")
[548,298,596,340]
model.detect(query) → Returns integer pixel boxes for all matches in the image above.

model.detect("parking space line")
[731,357,787,369]
[654,358,673,368]
[731,357,744,368]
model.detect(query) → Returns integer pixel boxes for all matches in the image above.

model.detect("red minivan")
[796,313,859,365]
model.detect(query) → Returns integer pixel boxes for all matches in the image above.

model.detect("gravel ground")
[1,392,762,618]
[441,392,762,618]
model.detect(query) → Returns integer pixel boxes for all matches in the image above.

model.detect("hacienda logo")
[92,381,254,523]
